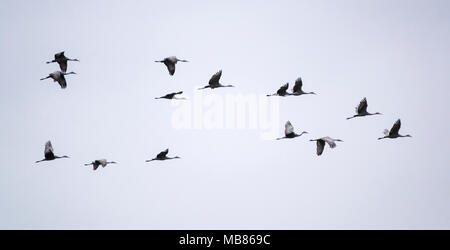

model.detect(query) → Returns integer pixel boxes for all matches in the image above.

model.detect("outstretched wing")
[54,51,65,60]
[356,98,368,114]
[165,93,176,99]
[165,62,176,75]
[157,149,169,159]
[277,83,289,95]
[285,121,294,136]
[57,74,67,89]
[322,137,337,148]
[44,141,55,159]
[316,140,325,156]
[98,159,108,167]
[58,60,68,72]
[389,119,401,136]
[293,78,303,93]
[209,70,222,86]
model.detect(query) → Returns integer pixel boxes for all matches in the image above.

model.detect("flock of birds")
[37,52,412,169]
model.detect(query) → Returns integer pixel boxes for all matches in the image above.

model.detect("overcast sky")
[1,0,449,229]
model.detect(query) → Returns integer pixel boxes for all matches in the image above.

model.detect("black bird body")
[310,137,343,156]
[378,119,412,140]
[146,149,180,162]
[199,70,235,90]
[84,159,117,171]
[291,77,316,96]
[277,121,308,140]
[36,141,69,163]
[40,71,76,89]
[155,91,184,100]
[347,98,381,120]
[268,83,290,97]
[46,51,79,72]
[155,56,188,76]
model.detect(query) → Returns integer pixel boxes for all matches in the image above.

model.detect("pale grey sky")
[1,0,449,229]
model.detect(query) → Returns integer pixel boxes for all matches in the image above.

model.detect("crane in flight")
[84,159,117,171]
[40,71,76,89]
[146,149,180,162]
[291,77,316,96]
[267,83,290,97]
[378,119,412,140]
[277,121,308,140]
[155,91,185,100]
[46,51,79,72]
[198,70,235,90]
[155,56,188,76]
[35,141,69,163]
[310,137,343,156]
[347,98,382,120]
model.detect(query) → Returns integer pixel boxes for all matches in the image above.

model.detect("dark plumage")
[378,119,412,140]
[347,98,382,120]
[146,149,180,162]
[198,70,235,90]
[40,71,76,89]
[35,141,69,163]
[155,56,188,76]
[46,51,79,72]
[155,91,185,100]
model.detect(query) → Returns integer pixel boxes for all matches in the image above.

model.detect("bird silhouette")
[155,56,188,76]
[310,137,343,156]
[347,98,382,120]
[378,119,412,140]
[46,51,79,72]
[35,141,69,163]
[291,77,316,96]
[40,71,76,89]
[267,83,290,97]
[146,149,180,162]
[198,70,235,90]
[155,91,185,100]
[84,159,117,171]
[277,121,308,140]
